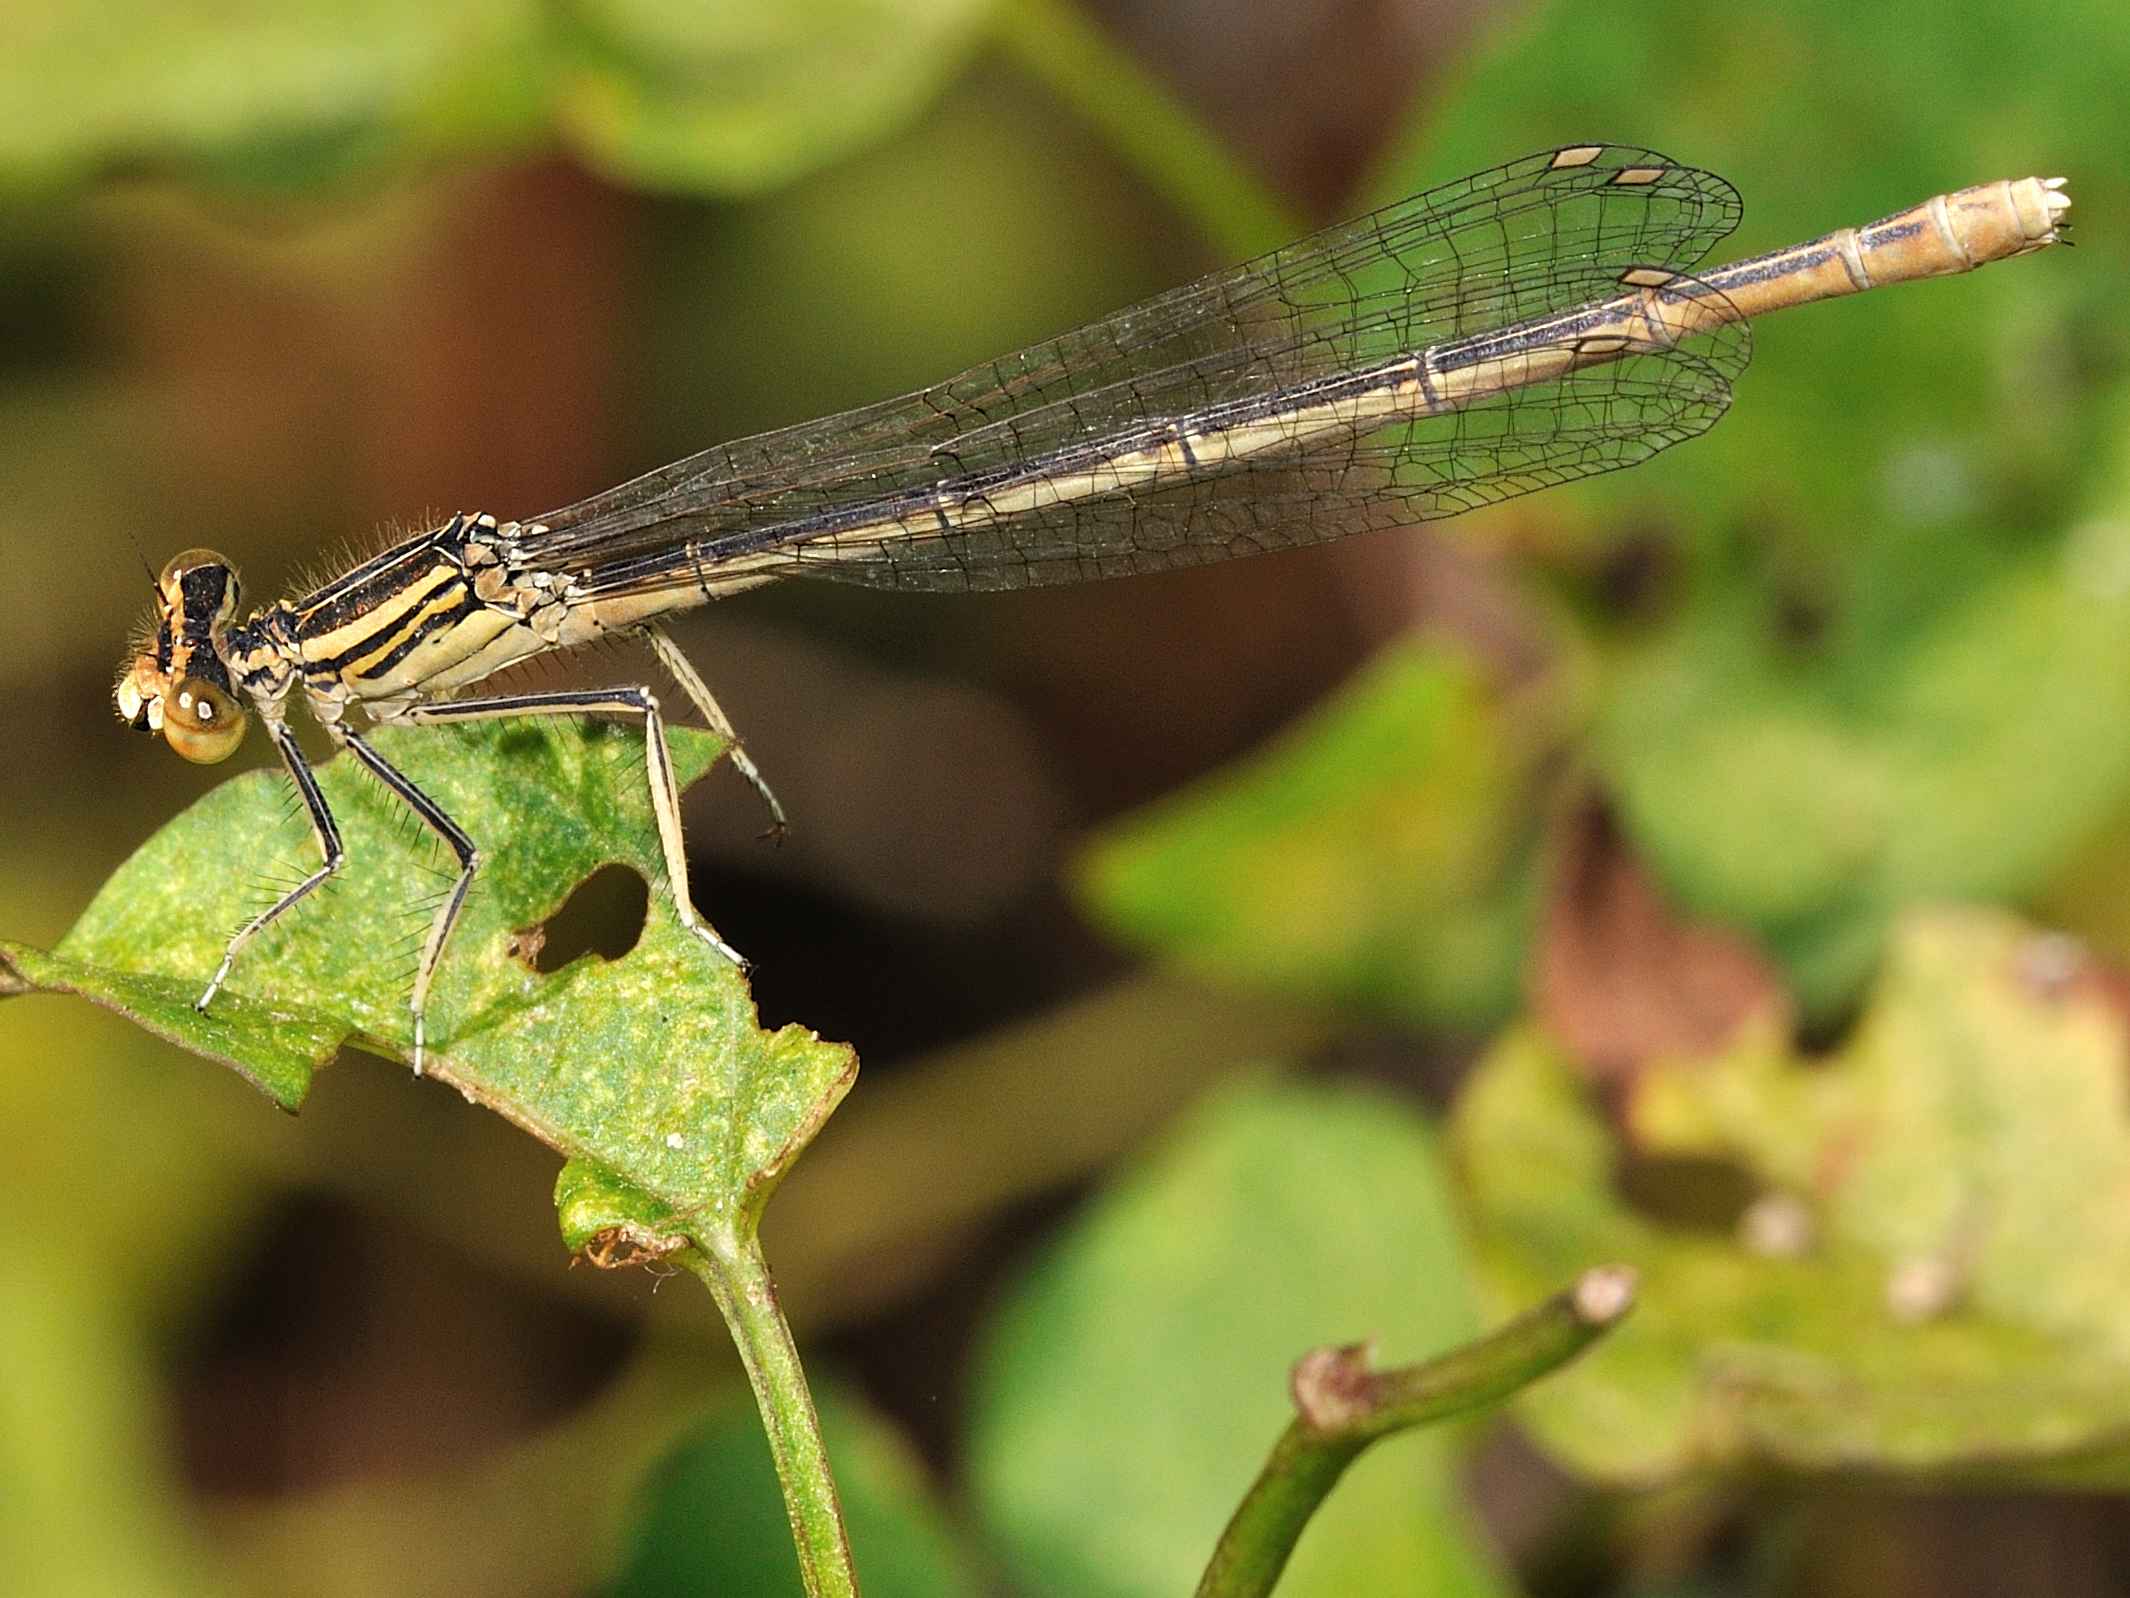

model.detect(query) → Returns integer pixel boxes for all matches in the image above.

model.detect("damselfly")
[115,143,2070,1072]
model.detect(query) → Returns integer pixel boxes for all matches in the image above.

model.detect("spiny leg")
[341,731,477,1078]
[198,721,345,1013]
[404,684,748,970]
[642,623,787,841]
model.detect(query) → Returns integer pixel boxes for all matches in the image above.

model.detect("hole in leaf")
[515,863,649,973]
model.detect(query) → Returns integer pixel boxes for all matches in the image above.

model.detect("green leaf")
[555,0,993,195]
[1592,397,2130,1016]
[605,1381,980,1598]
[0,0,994,198]
[1452,907,2130,1482]
[1597,506,2130,1015]
[968,1076,1512,1598]
[0,0,548,197]
[1076,640,1561,1030]
[1,940,333,1111]
[1,720,854,1224]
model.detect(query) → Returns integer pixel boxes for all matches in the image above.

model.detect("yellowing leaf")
[1454,907,2130,1481]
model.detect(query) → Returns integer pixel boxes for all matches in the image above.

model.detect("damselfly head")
[114,549,250,764]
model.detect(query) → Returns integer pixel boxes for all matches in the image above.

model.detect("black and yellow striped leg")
[340,730,478,1077]
[196,720,345,1015]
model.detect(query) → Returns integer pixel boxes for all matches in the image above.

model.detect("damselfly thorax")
[114,145,2071,1074]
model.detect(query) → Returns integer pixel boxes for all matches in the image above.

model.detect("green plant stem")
[1197,1266,1639,1598]
[680,1227,857,1598]
[990,0,1299,258]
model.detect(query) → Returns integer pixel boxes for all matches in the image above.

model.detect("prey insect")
[115,144,2070,1074]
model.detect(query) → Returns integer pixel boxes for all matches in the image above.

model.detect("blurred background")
[6,0,2130,1594]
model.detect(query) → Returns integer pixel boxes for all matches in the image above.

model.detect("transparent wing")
[522,143,1747,596]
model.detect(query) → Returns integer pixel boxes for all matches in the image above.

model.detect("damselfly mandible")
[114,143,2071,1072]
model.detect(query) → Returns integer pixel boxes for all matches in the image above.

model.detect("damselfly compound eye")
[159,548,226,588]
[162,675,248,763]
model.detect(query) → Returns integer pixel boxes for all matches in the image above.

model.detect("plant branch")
[990,0,1299,258]
[1197,1266,1639,1598]
[678,1226,858,1598]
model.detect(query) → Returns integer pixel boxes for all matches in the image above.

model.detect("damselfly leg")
[643,624,788,842]
[194,721,344,1014]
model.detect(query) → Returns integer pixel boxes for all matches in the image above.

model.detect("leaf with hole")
[0,719,855,1225]
[1454,907,2130,1483]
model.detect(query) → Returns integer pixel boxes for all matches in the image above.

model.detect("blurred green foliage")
[607,1381,982,1598]
[0,0,993,198]
[1082,641,1562,1029]
[1456,909,2130,1482]
[968,1078,1504,1598]
[8,0,2130,1593]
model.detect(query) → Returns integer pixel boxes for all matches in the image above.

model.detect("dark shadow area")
[169,1191,635,1496]
[523,862,651,973]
